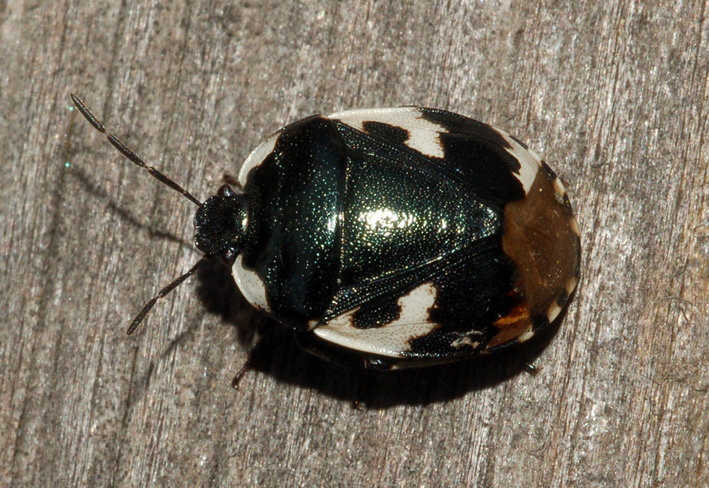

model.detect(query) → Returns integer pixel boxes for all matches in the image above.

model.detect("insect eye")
[219,247,238,266]
[218,184,236,198]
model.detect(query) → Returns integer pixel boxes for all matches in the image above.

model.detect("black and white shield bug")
[71,95,580,373]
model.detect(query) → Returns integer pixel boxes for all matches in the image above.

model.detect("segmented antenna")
[71,93,209,335]
[127,256,208,335]
[70,94,201,206]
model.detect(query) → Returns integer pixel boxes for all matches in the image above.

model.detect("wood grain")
[1,1,707,486]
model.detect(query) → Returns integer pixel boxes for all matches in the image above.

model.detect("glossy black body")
[230,110,539,359]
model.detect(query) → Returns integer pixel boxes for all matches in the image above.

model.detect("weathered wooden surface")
[1,1,707,486]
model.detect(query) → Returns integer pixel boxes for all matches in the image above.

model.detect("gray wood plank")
[1,1,706,486]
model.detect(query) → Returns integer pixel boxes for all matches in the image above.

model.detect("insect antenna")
[127,256,209,335]
[71,93,209,334]
[70,93,201,206]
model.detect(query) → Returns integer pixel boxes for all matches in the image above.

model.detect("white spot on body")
[517,327,536,343]
[232,255,270,312]
[313,282,439,357]
[450,335,481,349]
[565,276,579,295]
[570,216,581,237]
[546,301,563,323]
[329,107,447,159]
[552,176,567,197]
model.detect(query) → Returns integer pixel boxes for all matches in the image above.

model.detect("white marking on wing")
[498,132,541,193]
[330,107,447,159]
[313,282,439,357]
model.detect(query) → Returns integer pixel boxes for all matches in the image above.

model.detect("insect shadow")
[195,258,568,409]
[71,166,567,408]
[69,166,192,249]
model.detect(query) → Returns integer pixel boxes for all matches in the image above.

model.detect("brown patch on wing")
[501,167,581,324]
[487,299,532,348]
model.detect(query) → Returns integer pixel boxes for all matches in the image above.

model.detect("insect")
[71,95,580,373]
